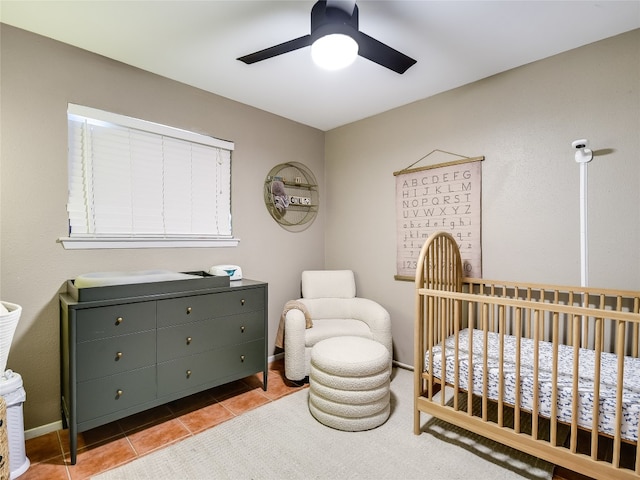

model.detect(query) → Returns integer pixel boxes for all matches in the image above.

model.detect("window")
[61,104,238,249]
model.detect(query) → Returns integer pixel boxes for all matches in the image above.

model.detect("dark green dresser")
[60,277,267,464]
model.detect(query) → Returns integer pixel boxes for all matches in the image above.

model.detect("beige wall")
[0,25,325,431]
[324,30,640,366]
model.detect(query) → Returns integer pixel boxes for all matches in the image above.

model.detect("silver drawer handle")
[115,352,123,360]
[115,317,123,325]
[186,307,192,314]
[116,389,123,398]
[186,337,192,345]
[240,326,245,333]
[240,355,245,363]
[186,370,192,378]
[241,299,245,306]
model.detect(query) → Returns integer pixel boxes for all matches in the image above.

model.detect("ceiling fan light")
[311,33,358,70]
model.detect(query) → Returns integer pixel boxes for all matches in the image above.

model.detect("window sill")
[58,237,240,250]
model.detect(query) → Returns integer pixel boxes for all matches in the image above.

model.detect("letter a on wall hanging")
[393,151,484,281]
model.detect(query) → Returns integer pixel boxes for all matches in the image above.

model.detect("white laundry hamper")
[0,372,28,479]
[0,302,21,375]
[0,302,29,479]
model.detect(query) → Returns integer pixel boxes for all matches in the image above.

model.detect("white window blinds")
[64,104,237,249]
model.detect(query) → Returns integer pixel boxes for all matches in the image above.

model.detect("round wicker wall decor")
[264,162,318,232]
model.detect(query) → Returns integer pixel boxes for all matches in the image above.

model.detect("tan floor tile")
[117,404,174,432]
[166,390,216,415]
[126,418,190,456]
[219,388,270,415]
[178,401,235,434]
[263,373,306,400]
[59,422,124,455]
[25,431,63,464]
[241,372,267,390]
[18,455,69,480]
[208,379,251,401]
[67,437,136,480]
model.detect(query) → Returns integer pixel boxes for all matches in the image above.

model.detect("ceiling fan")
[237,0,416,74]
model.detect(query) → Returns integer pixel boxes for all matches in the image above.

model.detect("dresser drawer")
[157,288,264,327]
[157,310,264,362]
[77,366,156,423]
[157,339,264,397]
[214,310,264,346]
[157,319,218,362]
[77,302,156,341]
[77,331,156,382]
[216,288,264,316]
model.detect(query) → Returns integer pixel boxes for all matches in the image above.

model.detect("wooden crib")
[414,231,640,480]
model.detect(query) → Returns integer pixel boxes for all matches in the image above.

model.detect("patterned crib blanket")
[425,328,640,442]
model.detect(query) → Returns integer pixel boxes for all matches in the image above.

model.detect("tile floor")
[15,359,587,480]
[19,359,306,480]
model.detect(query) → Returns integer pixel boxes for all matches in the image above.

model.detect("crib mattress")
[425,328,640,442]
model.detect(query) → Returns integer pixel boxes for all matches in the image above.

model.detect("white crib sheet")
[425,328,640,442]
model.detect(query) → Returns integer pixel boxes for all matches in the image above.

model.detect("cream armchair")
[283,270,392,381]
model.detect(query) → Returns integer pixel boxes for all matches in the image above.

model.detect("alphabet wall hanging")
[393,150,484,280]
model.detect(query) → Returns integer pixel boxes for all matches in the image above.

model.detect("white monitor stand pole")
[573,139,594,288]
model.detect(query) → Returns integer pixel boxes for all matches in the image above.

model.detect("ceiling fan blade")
[237,35,312,64]
[356,31,416,74]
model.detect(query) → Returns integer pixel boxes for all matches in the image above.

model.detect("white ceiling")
[1,1,639,131]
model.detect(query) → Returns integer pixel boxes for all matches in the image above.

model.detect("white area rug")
[94,368,554,479]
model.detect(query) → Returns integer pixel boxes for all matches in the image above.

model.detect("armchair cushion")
[301,270,356,299]
[304,318,372,346]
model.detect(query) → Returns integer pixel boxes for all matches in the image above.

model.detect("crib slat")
[551,305,560,446]
[634,298,640,358]
[482,303,489,421]
[583,292,590,349]
[568,291,575,347]
[613,319,626,467]
[453,299,460,411]
[498,305,505,427]
[514,307,522,434]
[599,295,606,352]
[525,287,532,337]
[467,300,475,416]
[532,309,540,439]
[489,284,495,331]
[440,297,447,407]
[539,289,546,341]
[570,313,581,454]
[591,317,603,461]
[427,296,435,401]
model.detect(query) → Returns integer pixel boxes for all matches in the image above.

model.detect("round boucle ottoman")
[308,336,391,431]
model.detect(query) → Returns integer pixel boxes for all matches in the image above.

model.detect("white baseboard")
[268,352,284,363]
[392,360,413,371]
[25,420,63,440]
